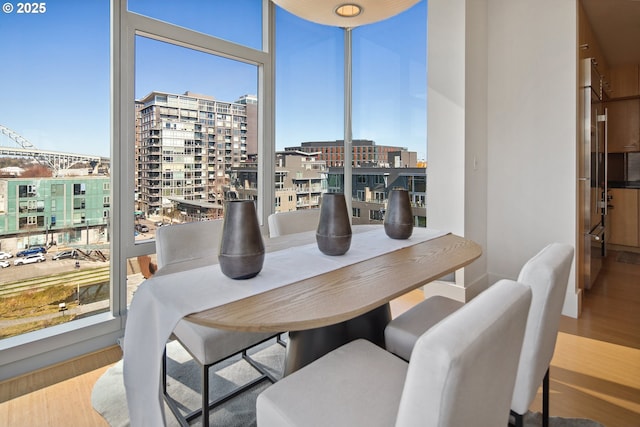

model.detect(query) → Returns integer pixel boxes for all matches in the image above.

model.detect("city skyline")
[0,1,426,160]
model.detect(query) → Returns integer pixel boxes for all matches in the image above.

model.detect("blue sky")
[0,1,110,157]
[0,0,426,160]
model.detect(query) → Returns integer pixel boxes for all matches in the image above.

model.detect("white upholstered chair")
[256,279,532,427]
[510,243,574,427]
[156,220,276,427]
[384,243,574,427]
[384,295,463,361]
[267,209,320,238]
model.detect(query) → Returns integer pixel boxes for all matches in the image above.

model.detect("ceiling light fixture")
[271,0,420,28]
[335,4,362,18]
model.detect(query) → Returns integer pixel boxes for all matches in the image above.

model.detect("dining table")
[122,225,482,427]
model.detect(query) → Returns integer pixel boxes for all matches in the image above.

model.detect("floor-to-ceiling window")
[0,0,426,379]
[352,1,427,225]
[128,33,261,305]
[0,0,273,380]
[122,0,272,320]
[0,1,112,345]
[274,1,427,224]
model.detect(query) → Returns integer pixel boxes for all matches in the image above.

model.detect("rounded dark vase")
[218,200,265,279]
[316,193,352,256]
[384,188,413,240]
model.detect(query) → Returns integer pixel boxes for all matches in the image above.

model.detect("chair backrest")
[395,279,532,427]
[155,220,224,268]
[267,209,320,237]
[510,243,574,414]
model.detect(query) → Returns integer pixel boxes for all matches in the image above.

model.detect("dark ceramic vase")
[384,188,413,239]
[218,200,265,279]
[316,193,352,256]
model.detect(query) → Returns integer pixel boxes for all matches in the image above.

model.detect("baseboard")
[562,286,580,319]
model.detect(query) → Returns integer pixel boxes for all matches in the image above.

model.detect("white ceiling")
[581,0,640,66]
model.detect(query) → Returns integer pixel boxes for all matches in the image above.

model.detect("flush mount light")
[335,4,362,18]
[271,0,420,28]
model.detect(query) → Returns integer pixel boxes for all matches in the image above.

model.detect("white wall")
[426,0,467,241]
[486,0,579,317]
[427,0,489,300]
[428,0,580,317]
[463,0,489,296]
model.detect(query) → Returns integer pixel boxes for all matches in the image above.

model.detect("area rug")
[91,338,285,427]
[519,411,604,427]
[616,251,640,265]
[92,340,605,427]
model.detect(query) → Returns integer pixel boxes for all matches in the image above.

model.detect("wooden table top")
[186,232,482,333]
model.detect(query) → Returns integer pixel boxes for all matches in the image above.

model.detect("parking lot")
[0,217,166,285]
[0,248,109,284]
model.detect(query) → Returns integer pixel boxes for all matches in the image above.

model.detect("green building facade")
[0,176,110,250]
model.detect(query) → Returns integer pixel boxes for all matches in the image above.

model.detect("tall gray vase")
[316,193,352,256]
[218,200,265,279]
[384,188,413,239]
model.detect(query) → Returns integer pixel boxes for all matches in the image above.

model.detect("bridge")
[0,124,110,176]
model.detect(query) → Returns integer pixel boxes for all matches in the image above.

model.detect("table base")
[284,303,391,376]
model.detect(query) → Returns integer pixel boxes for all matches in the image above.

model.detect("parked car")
[16,246,47,257]
[135,224,149,233]
[0,260,10,268]
[14,253,46,265]
[0,251,12,260]
[52,250,79,260]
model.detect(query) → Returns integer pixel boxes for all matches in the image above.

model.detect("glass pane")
[351,1,427,226]
[128,0,263,51]
[133,36,258,301]
[127,254,157,303]
[274,7,343,212]
[352,2,427,161]
[274,1,426,226]
[135,35,258,220]
[0,1,111,339]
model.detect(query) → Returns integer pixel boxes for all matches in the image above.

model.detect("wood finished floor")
[0,253,638,426]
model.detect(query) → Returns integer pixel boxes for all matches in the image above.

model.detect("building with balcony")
[0,176,110,252]
[228,151,328,212]
[327,166,427,226]
[135,91,257,216]
[276,152,327,211]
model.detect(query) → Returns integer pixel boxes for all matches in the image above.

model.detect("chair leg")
[508,368,550,427]
[543,368,550,427]
[162,346,189,427]
[277,333,287,347]
[163,337,282,426]
[509,410,524,427]
[202,364,210,427]
[162,348,167,393]
[242,349,278,383]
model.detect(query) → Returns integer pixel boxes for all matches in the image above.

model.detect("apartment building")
[227,151,328,212]
[327,166,427,226]
[135,91,257,216]
[0,176,110,252]
[285,139,417,168]
[275,152,327,211]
